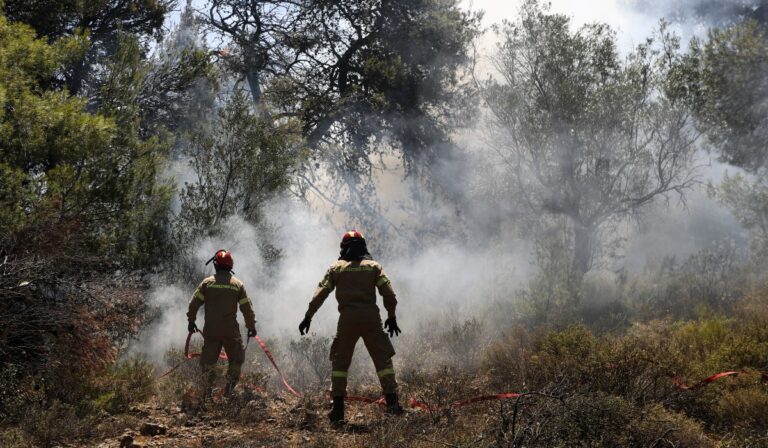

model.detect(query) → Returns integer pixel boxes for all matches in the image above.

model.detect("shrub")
[711,385,768,433]
[287,335,332,391]
[20,400,93,448]
[93,356,156,414]
[628,404,714,447]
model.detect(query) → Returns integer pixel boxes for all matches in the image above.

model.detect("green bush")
[94,356,156,414]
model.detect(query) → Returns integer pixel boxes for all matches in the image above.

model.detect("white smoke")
[130,194,535,366]
[132,0,754,371]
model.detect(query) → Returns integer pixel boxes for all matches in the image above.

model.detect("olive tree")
[686,20,768,260]
[483,1,700,284]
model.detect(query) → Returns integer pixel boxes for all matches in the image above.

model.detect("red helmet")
[211,249,233,271]
[340,230,365,248]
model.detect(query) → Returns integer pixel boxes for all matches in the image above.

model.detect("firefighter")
[187,249,257,398]
[299,230,403,424]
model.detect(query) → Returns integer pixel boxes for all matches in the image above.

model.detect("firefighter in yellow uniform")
[187,249,256,398]
[299,230,403,424]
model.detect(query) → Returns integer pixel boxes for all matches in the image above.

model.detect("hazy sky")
[167,1,704,48]
[465,0,707,59]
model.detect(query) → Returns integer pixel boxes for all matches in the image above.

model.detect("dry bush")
[492,392,713,447]
[287,335,332,391]
[628,404,715,447]
[401,365,488,425]
[624,245,749,321]
[213,389,270,424]
[20,399,94,448]
[156,342,212,406]
[481,325,531,390]
[285,396,321,430]
[0,246,148,446]
[93,356,156,414]
[398,317,489,383]
[477,306,768,446]
[90,414,143,442]
[0,427,31,448]
[711,385,768,432]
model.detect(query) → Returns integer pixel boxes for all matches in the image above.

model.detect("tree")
[203,0,312,105]
[175,90,300,244]
[201,0,480,247]
[687,21,768,171]
[683,20,768,260]
[0,15,149,426]
[4,0,174,95]
[0,16,114,239]
[483,1,699,284]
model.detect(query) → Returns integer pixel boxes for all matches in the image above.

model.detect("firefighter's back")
[331,259,382,323]
[200,271,245,336]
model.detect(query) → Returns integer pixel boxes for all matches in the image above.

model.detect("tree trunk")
[67,57,88,96]
[571,223,595,293]
[245,69,261,104]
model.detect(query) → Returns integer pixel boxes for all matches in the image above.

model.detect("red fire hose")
[254,335,302,397]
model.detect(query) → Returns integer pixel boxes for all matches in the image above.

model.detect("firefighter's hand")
[384,318,401,337]
[247,327,257,338]
[299,317,311,335]
[188,321,198,333]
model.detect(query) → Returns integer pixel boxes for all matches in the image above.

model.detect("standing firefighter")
[187,249,257,398]
[299,230,404,424]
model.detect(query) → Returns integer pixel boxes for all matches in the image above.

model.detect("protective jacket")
[305,259,397,324]
[187,271,256,338]
[305,258,399,397]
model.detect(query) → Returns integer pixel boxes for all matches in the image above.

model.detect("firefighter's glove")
[188,322,198,333]
[299,317,311,335]
[247,327,257,338]
[384,318,401,337]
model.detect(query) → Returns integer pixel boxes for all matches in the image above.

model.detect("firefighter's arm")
[376,266,398,319]
[187,283,205,322]
[305,268,335,319]
[238,285,256,330]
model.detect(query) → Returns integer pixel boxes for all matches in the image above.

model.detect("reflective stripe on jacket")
[306,259,397,323]
[187,271,256,337]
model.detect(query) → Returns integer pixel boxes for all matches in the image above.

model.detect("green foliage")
[4,0,174,94]
[686,20,768,172]
[95,33,176,266]
[0,16,113,234]
[176,90,301,242]
[480,294,768,445]
[0,18,176,267]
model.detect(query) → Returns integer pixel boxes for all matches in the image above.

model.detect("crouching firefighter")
[187,249,257,399]
[299,230,404,424]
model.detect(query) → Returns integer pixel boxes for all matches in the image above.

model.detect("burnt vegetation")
[2,0,768,446]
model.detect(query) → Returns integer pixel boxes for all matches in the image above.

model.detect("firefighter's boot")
[224,361,242,397]
[328,396,345,426]
[199,386,213,411]
[224,379,238,397]
[385,393,404,415]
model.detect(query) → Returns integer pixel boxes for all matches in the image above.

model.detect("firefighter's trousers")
[330,321,397,397]
[200,333,245,387]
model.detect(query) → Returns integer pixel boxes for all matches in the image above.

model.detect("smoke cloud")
[130,195,534,366]
[134,1,754,375]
